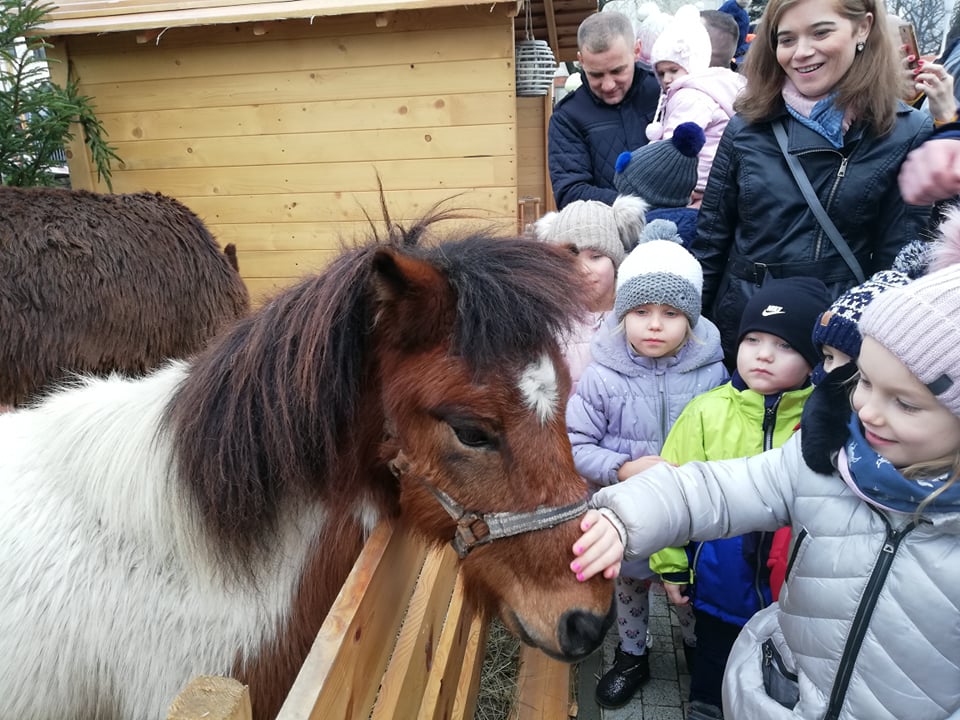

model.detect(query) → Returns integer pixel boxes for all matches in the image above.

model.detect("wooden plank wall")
[516,93,554,220]
[48,6,518,302]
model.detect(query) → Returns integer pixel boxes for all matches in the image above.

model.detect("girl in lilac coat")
[566,220,728,708]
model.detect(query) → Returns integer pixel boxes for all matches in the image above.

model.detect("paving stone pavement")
[577,583,691,720]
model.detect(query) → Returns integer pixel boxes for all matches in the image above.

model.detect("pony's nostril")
[558,606,615,659]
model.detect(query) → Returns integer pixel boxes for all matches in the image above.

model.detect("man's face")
[577,35,639,105]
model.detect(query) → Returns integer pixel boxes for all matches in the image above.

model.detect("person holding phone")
[691,0,934,366]
[893,19,958,126]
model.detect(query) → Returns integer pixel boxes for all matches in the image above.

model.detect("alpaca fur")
[0,187,249,405]
[0,213,616,720]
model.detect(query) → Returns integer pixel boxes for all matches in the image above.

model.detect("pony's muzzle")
[557,602,617,661]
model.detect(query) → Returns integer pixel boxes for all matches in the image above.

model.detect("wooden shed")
[39,0,595,300]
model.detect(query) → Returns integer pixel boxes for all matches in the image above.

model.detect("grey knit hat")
[613,122,705,208]
[860,263,960,416]
[614,219,703,324]
[533,195,647,268]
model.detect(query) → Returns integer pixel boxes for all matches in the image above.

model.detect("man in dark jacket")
[548,11,660,209]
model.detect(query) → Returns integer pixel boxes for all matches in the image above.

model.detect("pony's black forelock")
[426,232,586,373]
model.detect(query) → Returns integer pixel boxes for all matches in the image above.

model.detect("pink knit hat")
[859,263,960,416]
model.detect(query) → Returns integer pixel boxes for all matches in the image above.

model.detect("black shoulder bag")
[772,120,865,284]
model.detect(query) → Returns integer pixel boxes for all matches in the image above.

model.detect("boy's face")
[737,331,811,394]
[821,344,853,374]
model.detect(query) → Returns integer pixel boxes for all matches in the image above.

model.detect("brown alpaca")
[0,187,250,405]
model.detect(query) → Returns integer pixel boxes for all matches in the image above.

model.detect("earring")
[856,40,865,53]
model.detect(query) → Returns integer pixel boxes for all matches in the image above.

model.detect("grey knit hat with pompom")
[614,218,703,324]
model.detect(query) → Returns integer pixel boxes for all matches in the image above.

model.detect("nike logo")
[761,305,785,317]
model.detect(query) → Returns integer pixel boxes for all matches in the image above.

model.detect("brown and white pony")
[0,212,614,719]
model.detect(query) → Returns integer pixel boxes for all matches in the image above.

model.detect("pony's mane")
[420,232,585,373]
[164,210,586,566]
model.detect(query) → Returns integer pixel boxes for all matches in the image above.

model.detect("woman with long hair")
[692,0,933,367]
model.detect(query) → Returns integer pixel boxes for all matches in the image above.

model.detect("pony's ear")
[370,248,454,349]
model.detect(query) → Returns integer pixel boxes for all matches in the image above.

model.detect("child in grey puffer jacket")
[566,220,728,708]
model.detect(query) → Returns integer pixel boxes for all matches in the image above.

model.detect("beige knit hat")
[533,196,647,268]
[859,263,960,416]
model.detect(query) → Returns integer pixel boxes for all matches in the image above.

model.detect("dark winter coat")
[548,63,660,208]
[693,104,933,359]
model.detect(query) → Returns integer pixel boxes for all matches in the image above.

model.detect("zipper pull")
[763,641,773,666]
[837,156,848,178]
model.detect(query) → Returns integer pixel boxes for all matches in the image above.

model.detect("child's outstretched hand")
[664,582,691,606]
[571,509,624,581]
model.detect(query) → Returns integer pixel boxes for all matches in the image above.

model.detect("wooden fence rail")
[168,522,576,720]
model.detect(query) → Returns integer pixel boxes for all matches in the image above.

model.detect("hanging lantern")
[515,2,556,97]
[516,39,556,97]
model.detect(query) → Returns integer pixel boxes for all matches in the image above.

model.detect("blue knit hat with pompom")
[613,122,705,208]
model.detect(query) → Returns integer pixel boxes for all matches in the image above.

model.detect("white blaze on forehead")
[518,354,559,424]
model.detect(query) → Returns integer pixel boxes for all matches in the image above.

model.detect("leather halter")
[388,450,588,559]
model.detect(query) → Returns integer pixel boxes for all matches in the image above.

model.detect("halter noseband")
[388,451,588,559]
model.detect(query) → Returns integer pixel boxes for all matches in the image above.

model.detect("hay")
[474,617,521,720]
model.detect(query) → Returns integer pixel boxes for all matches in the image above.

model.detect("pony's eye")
[452,425,495,449]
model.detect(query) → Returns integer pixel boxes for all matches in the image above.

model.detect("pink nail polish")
[574,545,582,555]
[576,572,585,582]
[571,562,581,572]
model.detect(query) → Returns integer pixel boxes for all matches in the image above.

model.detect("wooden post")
[44,39,98,191]
[167,676,252,720]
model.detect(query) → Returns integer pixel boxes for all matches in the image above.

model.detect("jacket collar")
[589,311,724,377]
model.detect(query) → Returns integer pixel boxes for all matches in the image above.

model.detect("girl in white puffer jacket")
[570,260,960,720]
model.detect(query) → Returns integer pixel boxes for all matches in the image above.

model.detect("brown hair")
[735,0,900,135]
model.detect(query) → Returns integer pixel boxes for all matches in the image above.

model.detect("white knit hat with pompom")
[650,5,712,76]
[614,218,703,324]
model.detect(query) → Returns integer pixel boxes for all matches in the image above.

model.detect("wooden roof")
[38,0,521,35]
[38,0,596,62]
[515,0,597,63]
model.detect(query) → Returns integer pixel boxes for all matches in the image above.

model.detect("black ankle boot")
[595,644,650,708]
[688,700,724,720]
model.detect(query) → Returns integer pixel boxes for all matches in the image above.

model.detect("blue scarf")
[844,413,960,513]
[785,94,847,149]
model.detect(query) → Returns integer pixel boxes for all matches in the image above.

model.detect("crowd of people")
[540,0,960,718]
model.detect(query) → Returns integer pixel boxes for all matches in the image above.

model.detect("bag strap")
[772,120,865,283]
